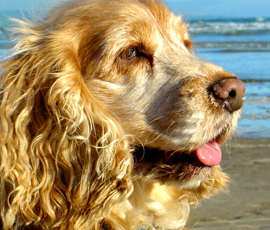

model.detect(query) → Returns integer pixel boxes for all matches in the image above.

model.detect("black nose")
[212,78,245,113]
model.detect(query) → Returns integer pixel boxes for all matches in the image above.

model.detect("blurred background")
[1,0,270,138]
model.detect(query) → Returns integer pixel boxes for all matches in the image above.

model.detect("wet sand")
[188,138,270,230]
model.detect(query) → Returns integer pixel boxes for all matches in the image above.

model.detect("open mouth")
[133,141,222,181]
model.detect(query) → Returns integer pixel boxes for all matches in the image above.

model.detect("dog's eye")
[126,47,139,59]
[120,46,140,60]
[118,45,153,67]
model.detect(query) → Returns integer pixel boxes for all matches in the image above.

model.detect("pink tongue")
[194,141,222,166]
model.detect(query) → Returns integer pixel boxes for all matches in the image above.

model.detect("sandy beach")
[188,138,270,229]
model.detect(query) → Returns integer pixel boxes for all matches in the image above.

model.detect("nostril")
[229,89,236,98]
[212,78,245,113]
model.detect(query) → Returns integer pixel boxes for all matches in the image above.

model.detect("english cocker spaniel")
[0,0,245,229]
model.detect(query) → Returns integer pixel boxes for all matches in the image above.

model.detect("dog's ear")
[0,20,133,229]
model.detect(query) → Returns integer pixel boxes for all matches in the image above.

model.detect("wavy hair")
[0,13,133,230]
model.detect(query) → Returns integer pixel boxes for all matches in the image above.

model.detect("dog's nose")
[212,78,245,112]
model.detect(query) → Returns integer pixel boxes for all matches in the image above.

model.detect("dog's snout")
[212,78,245,112]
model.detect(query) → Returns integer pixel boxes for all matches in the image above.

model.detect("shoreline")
[189,137,270,229]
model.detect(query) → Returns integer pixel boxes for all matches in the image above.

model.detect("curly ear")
[0,20,133,230]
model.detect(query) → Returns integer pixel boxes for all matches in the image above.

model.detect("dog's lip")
[133,146,213,180]
[134,140,222,167]
[133,144,220,181]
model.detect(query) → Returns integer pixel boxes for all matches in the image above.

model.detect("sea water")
[1,11,270,138]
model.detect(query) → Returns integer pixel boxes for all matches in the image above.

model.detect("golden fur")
[0,0,244,229]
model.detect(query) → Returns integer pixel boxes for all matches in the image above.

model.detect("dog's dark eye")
[126,47,139,59]
[118,45,153,67]
[120,46,141,60]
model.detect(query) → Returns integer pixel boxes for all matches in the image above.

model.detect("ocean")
[1,10,270,138]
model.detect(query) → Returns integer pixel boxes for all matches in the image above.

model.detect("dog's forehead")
[116,0,190,48]
[133,0,189,38]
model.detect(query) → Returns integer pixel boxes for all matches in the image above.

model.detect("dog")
[0,0,245,229]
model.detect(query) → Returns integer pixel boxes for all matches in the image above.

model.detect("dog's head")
[0,0,245,229]
[70,0,245,188]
